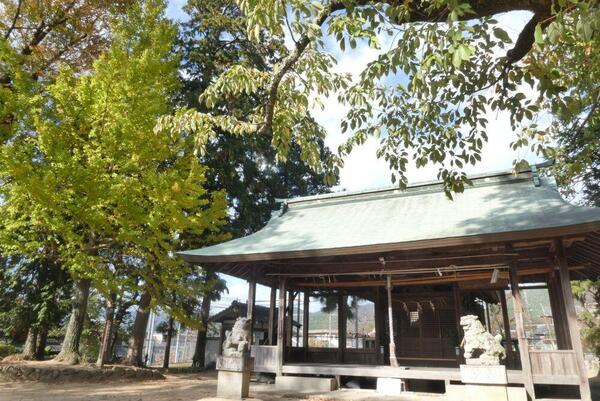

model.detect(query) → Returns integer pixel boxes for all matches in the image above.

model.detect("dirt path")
[4,368,600,401]
[0,371,406,401]
[0,373,218,401]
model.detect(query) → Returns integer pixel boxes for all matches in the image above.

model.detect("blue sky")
[165,1,541,313]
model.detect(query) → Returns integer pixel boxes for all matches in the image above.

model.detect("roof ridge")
[279,168,536,206]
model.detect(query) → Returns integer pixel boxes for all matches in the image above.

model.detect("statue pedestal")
[216,355,254,399]
[460,364,507,384]
[459,364,509,401]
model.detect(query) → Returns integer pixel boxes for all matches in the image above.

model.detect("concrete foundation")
[217,370,251,399]
[446,382,526,401]
[376,377,406,395]
[275,376,337,392]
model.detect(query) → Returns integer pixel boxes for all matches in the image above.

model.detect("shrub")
[0,343,17,358]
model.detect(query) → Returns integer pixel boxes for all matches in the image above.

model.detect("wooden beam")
[269,252,553,277]
[508,260,535,401]
[555,240,592,401]
[277,278,286,376]
[386,275,398,367]
[499,289,514,368]
[268,285,276,345]
[295,267,554,288]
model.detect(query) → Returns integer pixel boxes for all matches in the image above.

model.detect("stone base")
[460,364,507,384]
[275,376,337,392]
[217,370,251,399]
[216,355,254,371]
[216,356,254,399]
[446,382,526,401]
[376,377,405,395]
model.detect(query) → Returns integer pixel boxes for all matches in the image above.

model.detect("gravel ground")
[2,366,600,401]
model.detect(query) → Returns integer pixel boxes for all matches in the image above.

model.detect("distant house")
[210,300,301,347]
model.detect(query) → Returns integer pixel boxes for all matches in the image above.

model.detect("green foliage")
[0,0,229,321]
[572,280,600,357]
[0,256,71,343]
[0,343,17,358]
[180,0,599,198]
[525,5,600,204]
[177,0,337,238]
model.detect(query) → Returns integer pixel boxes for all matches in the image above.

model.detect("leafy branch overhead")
[172,0,598,197]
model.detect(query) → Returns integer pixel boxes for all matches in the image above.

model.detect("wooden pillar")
[277,279,286,376]
[453,283,463,364]
[286,291,294,348]
[218,324,225,356]
[508,261,535,401]
[548,275,571,349]
[268,285,276,345]
[337,293,346,362]
[374,287,382,364]
[386,275,398,367]
[296,294,301,345]
[303,291,309,359]
[499,289,515,368]
[556,240,592,401]
[247,273,256,345]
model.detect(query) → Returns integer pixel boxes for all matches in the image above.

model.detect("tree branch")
[259,0,554,135]
[260,1,345,135]
[506,11,550,65]
[4,0,23,40]
[21,0,77,56]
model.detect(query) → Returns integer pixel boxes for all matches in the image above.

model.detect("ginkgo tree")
[0,0,228,364]
[167,0,598,197]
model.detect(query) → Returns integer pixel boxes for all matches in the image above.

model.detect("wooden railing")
[529,350,580,384]
[251,345,278,373]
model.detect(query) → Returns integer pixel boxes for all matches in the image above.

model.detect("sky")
[164,2,543,314]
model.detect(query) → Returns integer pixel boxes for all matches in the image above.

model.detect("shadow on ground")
[2,370,600,401]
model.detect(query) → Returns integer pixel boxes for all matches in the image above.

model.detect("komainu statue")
[222,317,252,357]
[460,315,506,365]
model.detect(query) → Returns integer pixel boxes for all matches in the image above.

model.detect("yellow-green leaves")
[0,0,228,306]
[451,43,475,69]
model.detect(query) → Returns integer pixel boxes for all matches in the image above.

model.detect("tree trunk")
[108,299,131,361]
[22,327,38,360]
[97,292,116,368]
[192,295,211,368]
[124,291,152,367]
[55,278,91,364]
[35,328,48,360]
[163,316,174,369]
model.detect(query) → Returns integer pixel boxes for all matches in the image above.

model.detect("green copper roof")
[179,170,600,263]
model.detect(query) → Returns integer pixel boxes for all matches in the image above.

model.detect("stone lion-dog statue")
[460,314,506,365]
[222,317,252,357]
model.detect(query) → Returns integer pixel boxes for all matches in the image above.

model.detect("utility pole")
[174,322,181,364]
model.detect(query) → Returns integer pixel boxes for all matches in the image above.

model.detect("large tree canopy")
[168,0,598,197]
[177,0,337,238]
